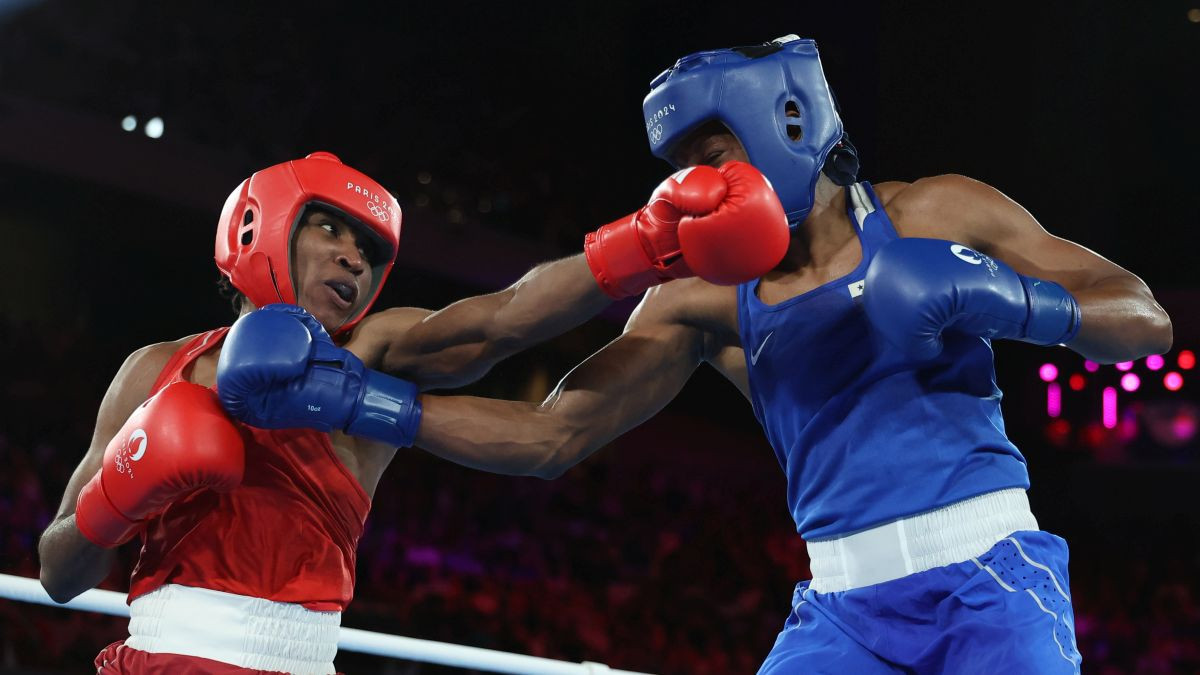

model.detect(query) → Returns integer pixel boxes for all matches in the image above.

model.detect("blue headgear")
[643,35,859,227]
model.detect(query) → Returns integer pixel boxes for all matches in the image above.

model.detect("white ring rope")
[0,573,652,675]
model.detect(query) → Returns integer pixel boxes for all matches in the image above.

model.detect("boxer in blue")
[218,37,1173,673]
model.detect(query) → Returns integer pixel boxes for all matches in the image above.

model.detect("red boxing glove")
[584,161,789,298]
[75,382,245,548]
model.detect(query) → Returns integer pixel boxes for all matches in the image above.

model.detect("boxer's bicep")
[892,174,1136,291]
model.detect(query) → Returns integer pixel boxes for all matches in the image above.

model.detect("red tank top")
[127,329,371,611]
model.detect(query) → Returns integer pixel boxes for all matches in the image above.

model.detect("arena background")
[0,1,1197,672]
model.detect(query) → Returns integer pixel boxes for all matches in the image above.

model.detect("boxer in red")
[37,151,789,673]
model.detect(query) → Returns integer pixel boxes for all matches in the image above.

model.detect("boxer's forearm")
[384,254,611,389]
[1068,276,1172,364]
[887,173,1172,364]
[415,316,704,478]
[416,395,585,478]
[38,515,117,603]
[462,253,611,363]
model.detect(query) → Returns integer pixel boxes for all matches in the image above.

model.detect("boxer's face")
[291,209,375,331]
[669,120,750,169]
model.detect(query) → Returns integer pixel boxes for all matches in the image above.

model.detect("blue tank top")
[737,182,1030,540]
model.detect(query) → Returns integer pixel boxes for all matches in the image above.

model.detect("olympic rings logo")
[113,428,147,479]
[649,124,664,145]
[366,201,390,222]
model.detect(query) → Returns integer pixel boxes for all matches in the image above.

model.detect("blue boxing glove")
[216,304,422,448]
[862,238,1081,360]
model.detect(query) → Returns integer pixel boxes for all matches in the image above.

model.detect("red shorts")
[94,640,287,674]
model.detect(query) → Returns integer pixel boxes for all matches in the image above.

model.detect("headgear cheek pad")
[643,35,859,227]
[214,151,403,336]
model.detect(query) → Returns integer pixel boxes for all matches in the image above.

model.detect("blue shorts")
[758,531,1081,674]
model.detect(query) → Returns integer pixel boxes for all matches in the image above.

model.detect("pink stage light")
[1084,360,1099,373]
[1039,363,1059,382]
[1047,383,1062,418]
[1164,372,1184,392]
[1102,387,1117,429]
[1115,361,1134,372]
[1145,354,1165,371]
[1179,351,1196,370]
[1120,373,1140,392]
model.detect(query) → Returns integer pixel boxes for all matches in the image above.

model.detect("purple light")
[1046,383,1062,418]
[1115,361,1134,372]
[1172,414,1197,441]
[1146,354,1165,371]
[1102,387,1117,429]
[1165,372,1184,391]
[1118,411,1139,442]
[1084,360,1099,373]
[1120,373,1140,392]
[1039,363,1059,382]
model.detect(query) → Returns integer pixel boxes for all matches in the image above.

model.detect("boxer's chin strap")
[823,133,860,187]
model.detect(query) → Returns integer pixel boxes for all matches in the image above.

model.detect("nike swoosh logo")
[751,332,773,366]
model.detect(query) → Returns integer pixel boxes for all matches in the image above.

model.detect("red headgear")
[214,152,402,336]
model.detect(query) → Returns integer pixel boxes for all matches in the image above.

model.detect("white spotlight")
[144,117,164,139]
[121,115,137,132]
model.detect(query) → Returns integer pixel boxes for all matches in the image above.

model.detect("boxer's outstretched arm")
[38,343,170,603]
[415,282,710,478]
[888,174,1173,363]
[350,254,611,390]
[348,163,785,390]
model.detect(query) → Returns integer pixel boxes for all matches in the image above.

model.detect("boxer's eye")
[700,133,736,163]
[785,101,803,141]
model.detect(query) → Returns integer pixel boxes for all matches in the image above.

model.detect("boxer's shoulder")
[98,336,200,430]
[870,179,913,207]
[121,336,196,383]
[875,175,1002,242]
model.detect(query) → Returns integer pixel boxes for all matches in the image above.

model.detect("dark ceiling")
[0,0,1196,318]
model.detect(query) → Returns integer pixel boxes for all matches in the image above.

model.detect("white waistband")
[126,584,340,674]
[806,489,1039,593]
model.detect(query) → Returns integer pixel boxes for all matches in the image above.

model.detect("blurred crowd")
[1,318,1198,674]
